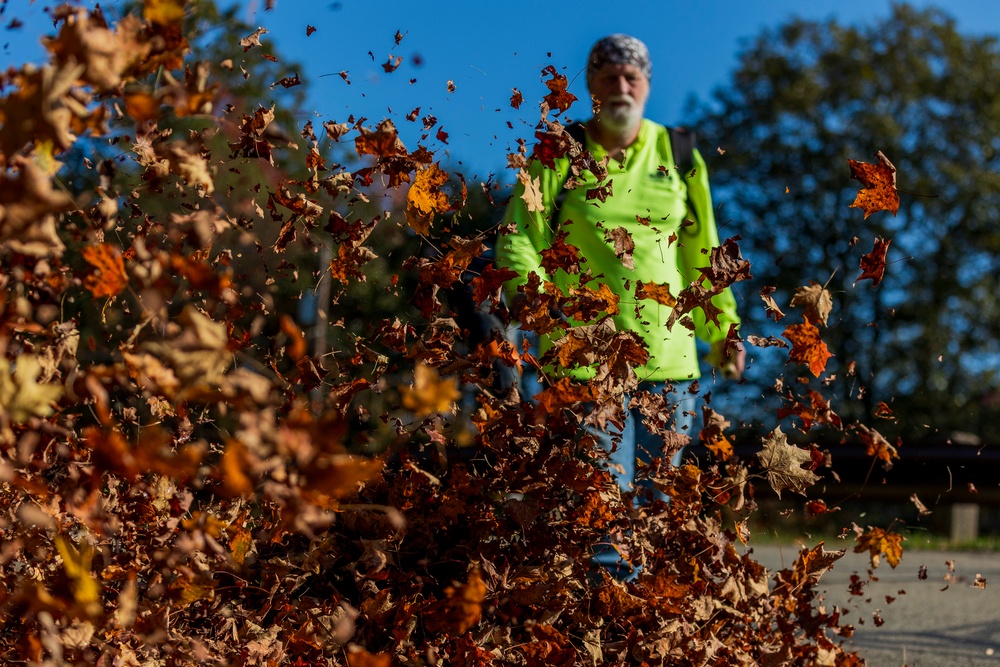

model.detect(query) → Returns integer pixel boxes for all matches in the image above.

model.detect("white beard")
[596,95,644,133]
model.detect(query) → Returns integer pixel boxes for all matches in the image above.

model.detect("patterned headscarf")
[587,34,652,83]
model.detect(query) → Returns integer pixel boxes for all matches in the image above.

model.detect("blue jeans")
[590,380,696,495]
[589,380,697,578]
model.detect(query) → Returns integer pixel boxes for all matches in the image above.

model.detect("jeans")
[589,380,696,494]
[589,380,697,578]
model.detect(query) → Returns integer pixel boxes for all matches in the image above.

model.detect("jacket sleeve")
[494,160,564,301]
[677,147,741,344]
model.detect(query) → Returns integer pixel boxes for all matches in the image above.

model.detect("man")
[496,34,745,495]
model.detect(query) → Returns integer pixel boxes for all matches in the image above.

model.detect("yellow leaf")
[400,363,460,418]
[143,0,186,27]
[0,356,63,423]
[55,536,101,615]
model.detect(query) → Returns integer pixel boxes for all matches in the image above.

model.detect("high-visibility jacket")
[496,119,740,382]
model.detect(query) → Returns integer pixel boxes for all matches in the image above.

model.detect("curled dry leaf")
[757,426,820,498]
[855,236,891,287]
[789,281,833,327]
[0,158,74,256]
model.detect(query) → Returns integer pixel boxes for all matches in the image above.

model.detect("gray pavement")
[748,543,1000,667]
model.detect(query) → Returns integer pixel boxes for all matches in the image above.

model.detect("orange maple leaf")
[400,363,460,418]
[635,280,677,308]
[422,568,487,635]
[848,151,899,219]
[782,317,833,377]
[854,526,904,568]
[541,65,577,114]
[855,236,891,287]
[406,163,450,234]
[535,376,596,416]
[855,423,899,470]
[82,243,127,298]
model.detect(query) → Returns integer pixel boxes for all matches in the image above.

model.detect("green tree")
[692,4,1000,442]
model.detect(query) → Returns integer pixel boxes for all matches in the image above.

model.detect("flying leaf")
[355,119,406,158]
[848,151,899,219]
[635,281,676,308]
[760,286,785,321]
[400,363,460,418]
[697,237,752,289]
[82,243,128,298]
[0,158,74,257]
[793,542,845,585]
[422,568,487,635]
[516,169,544,212]
[540,65,577,114]
[854,423,899,470]
[406,163,449,235]
[0,355,64,423]
[782,317,833,377]
[510,88,523,109]
[240,27,268,52]
[757,426,820,498]
[539,230,583,276]
[55,536,102,617]
[853,526,904,568]
[604,227,635,269]
[855,236,891,287]
[700,407,734,461]
[789,282,833,327]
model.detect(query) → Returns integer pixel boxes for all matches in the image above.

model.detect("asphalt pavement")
[748,543,1000,667]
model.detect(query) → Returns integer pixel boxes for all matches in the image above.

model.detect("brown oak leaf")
[635,281,676,308]
[793,542,846,585]
[516,169,545,212]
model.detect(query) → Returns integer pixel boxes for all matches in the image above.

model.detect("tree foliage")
[693,4,1000,442]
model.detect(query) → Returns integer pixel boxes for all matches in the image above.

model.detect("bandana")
[587,34,652,82]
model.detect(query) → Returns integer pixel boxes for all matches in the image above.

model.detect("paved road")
[749,543,1000,667]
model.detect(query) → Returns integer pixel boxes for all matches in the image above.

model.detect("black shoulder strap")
[668,126,696,178]
[565,121,587,146]
[550,122,587,226]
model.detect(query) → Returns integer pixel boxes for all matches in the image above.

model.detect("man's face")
[589,63,650,133]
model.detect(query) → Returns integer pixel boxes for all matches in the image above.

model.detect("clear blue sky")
[3,1,999,177]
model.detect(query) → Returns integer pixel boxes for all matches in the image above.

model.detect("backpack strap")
[549,122,588,226]
[668,126,696,178]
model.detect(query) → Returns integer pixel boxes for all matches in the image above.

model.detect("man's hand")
[708,340,746,380]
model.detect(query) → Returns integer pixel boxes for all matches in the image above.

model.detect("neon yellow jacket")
[496,119,740,382]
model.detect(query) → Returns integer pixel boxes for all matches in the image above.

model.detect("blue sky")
[3,1,999,177]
